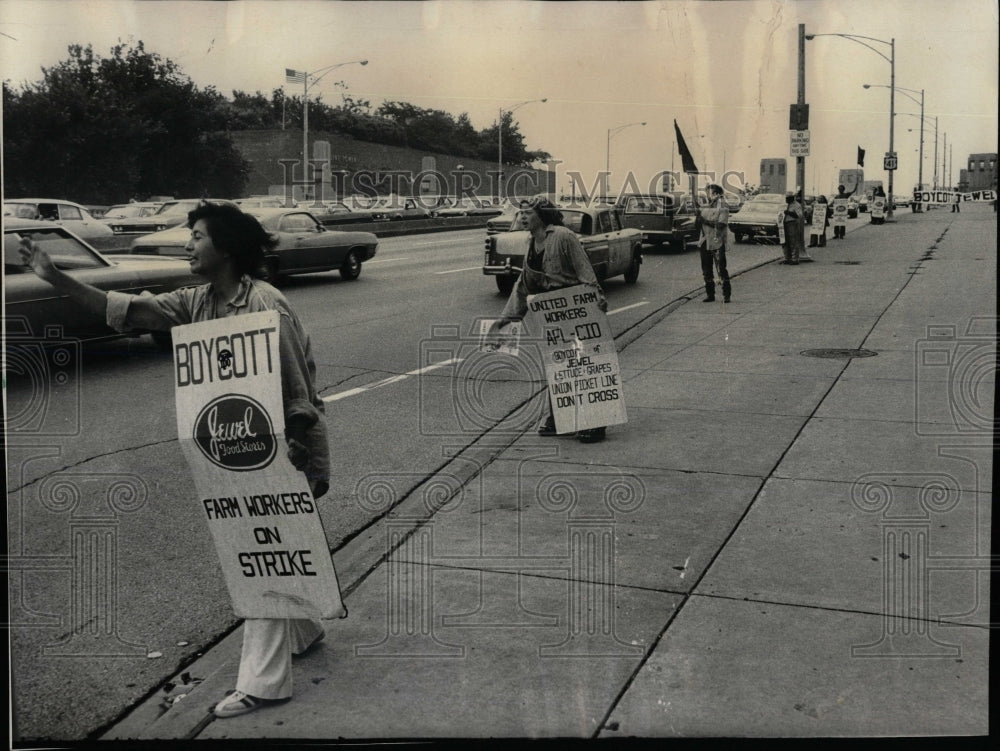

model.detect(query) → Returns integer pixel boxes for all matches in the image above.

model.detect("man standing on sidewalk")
[697,183,732,302]
[782,193,805,264]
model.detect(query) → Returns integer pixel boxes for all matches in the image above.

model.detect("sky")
[1,0,997,198]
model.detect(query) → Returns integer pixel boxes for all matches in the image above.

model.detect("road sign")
[790,130,810,157]
[789,104,810,131]
[883,152,898,171]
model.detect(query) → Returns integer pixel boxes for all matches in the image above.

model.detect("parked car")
[614,193,698,251]
[433,197,503,217]
[129,207,378,284]
[4,218,201,349]
[728,193,786,243]
[234,197,287,209]
[483,205,643,295]
[100,202,165,233]
[4,199,114,242]
[106,198,237,235]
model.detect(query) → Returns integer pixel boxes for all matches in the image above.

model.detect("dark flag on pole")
[674,120,699,174]
[857,146,866,168]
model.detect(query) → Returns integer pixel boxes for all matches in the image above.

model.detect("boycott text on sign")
[174,309,346,620]
[527,285,627,434]
[913,189,997,204]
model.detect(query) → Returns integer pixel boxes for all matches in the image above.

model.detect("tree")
[3,42,248,203]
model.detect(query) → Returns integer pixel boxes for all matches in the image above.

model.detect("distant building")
[759,158,787,194]
[965,153,998,191]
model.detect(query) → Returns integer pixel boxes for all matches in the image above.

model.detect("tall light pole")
[905,113,938,191]
[806,32,895,219]
[287,60,368,199]
[606,121,646,198]
[867,84,923,209]
[498,98,547,200]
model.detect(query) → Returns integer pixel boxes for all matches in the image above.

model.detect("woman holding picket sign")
[18,201,335,719]
[488,196,609,443]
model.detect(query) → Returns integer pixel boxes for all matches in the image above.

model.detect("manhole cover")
[834,261,861,265]
[801,348,878,359]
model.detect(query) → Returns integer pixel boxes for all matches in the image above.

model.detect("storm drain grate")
[801,348,878,359]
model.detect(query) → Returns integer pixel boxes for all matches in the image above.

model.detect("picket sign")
[173,310,345,620]
[526,285,627,434]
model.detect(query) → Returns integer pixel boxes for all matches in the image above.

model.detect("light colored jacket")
[699,196,729,252]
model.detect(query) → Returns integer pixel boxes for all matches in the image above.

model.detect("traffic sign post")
[790,130,810,157]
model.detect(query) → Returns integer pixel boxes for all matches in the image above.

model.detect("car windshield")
[103,205,147,219]
[4,203,42,220]
[4,228,107,273]
[154,201,198,216]
[624,196,669,213]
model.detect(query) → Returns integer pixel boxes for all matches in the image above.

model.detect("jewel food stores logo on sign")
[194,394,277,470]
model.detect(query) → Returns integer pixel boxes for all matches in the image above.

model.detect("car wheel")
[150,330,173,352]
[734,232,744,243]
[263,257,281,285]
[623,250,641,283]
[340,250,362,280]
[495,275,515,296]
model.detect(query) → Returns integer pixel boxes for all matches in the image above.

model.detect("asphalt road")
[6,220,863,740]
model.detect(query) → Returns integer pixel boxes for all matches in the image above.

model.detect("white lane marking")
[436,265,483,275]
[408,236,479,248]
[608,301,649,315]
[322,356,464,403]
[365,257,408,264]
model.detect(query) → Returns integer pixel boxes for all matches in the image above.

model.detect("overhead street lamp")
[904,112,939,192]
[807,32,895,219]
[498,98,547,200]
[287,59,368,199]
[606,121,646,198]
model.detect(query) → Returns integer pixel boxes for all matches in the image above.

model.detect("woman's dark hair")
[187,202,279,277]
[525,196,564,227]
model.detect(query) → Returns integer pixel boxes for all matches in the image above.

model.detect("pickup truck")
[483,205,644,295]
[614,193,699,251]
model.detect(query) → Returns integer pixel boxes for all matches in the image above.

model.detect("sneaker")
[723,296,731,303]
[702,296,715,303]
[213,690,264,718]
[577,427,606,443]
[537,416,557,436]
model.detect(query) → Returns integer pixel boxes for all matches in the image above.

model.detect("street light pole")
[868,84,923,208]
[498,98,547,200]
[806,32,896,218]
[606,121,646,198]
[292,59,368,200]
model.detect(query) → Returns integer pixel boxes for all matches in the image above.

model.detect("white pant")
[235,618,324,699]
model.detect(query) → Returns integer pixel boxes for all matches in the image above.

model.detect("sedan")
[433,198,503,217]
[4,198,114,242]
[4,218,201,349]
[729,193,787,243]
[100,202,164,232]
[108,198,237,234]
[129,207,378,284]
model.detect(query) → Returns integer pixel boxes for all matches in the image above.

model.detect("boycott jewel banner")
[527,285,627,434]
[173,310,346,620]
[912,189,997,205]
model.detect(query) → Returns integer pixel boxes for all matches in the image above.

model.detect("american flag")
[285,68,305,84]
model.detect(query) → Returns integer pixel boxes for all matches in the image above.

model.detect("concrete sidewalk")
[106,206,995,740]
